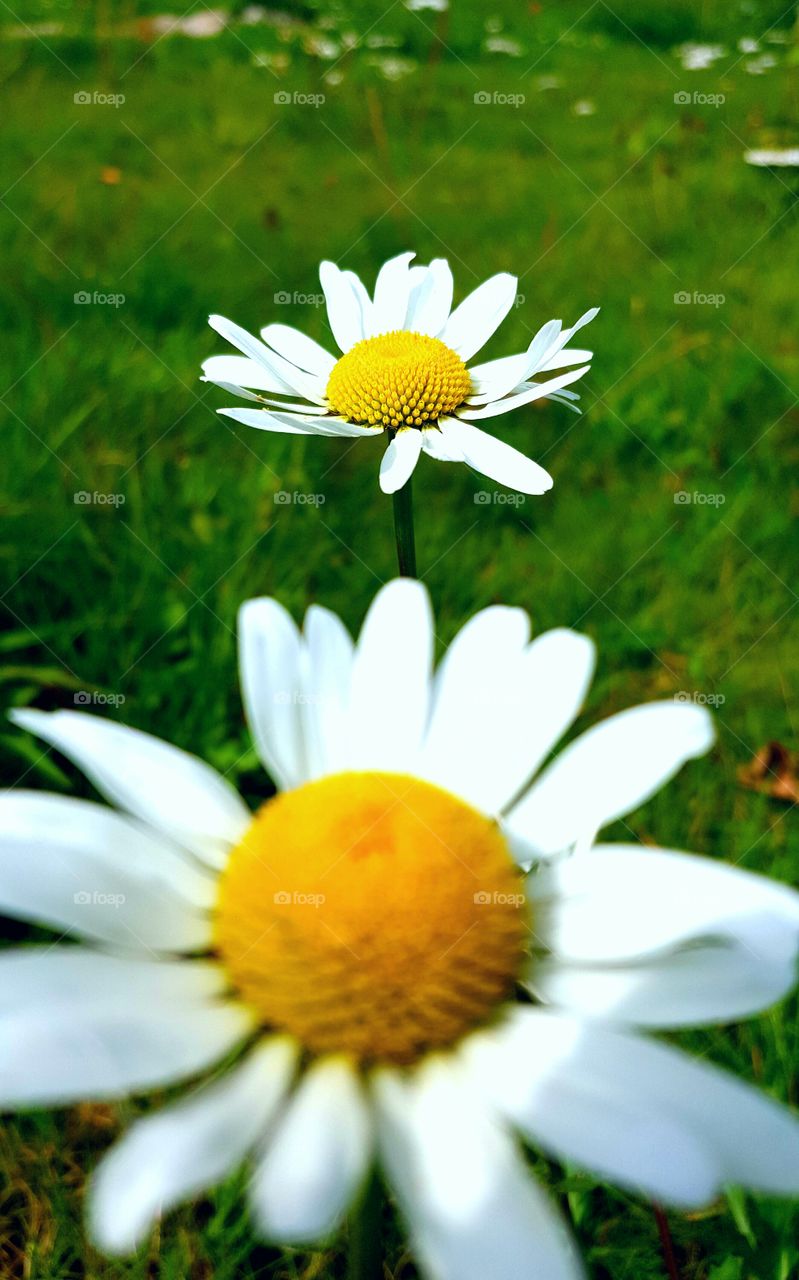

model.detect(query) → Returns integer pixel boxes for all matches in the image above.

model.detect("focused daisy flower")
[202,252,597,495]
[5,582,799,1279]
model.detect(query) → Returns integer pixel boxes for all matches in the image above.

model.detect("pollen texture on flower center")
[214,772,527,1065]
[325,331,471,430]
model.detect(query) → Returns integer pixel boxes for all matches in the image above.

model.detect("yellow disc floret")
[214,772,528,1066]
[325,331,471,430]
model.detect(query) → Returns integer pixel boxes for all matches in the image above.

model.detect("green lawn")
[1,2,799,1276]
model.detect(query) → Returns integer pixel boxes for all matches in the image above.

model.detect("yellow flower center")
[214,772,528,1066]
[325,331,471,430]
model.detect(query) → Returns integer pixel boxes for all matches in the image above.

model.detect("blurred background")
[1,1,798,1276]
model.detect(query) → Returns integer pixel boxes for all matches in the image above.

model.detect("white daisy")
[5,581,799,1279]
[202,252,597,495]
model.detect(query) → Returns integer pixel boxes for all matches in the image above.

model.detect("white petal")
[319,261,367,352]
[498,629,596,813]
[539,347,593,373]
[203,378,269,404]
[259,324,337,377]
[374,1058,583,1280]
[300,604,355,779]
[465,1008,799,1204]
[251,1057,372,1243]
[539,307,599,367]
[10,710,249,867]
[462,1010,719,1206]
[440,273,518,362]
[379,428,423,494]
[421,423,466,462]
[0,792,215,951]
[342,269,374,335]
[524,318,567,375]
[530,940,799,1027]
[0,949,224,1014]
[531,843,799,965]
[506,702,715,859]
[406,258,454,335]
[208,315,327,403]
[238,597,308,790]
[345,580,433,772]
[420,624,593,815]
[221,391,326,413]
[421,605,530,801]
[90,1038,297,1255]
[0,1002,254,1108]
[201,355,292,394]
[467,319,562,404]
[438,419,553,495]
[458,364,590,421]
[219,406,378,437]
[219,407,332,435]
[368,251,416,336]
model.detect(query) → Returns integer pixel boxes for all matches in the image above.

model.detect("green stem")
[392,474,418,579]
[347,1173,384,1280]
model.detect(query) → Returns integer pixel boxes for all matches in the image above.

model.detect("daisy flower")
[5,581,799,1280]
[202,252,597,496]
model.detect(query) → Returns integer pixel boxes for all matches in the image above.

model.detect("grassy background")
[2,0,799,1276]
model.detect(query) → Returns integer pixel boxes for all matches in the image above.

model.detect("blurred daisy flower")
[202,253,597,495]
[6,581,799,1278]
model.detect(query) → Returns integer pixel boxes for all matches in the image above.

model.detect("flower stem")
[653,1203,681,1280]
[392,476,418,579]
[347,1173,383,1280]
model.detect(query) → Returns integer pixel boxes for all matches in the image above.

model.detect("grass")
[1,0,799,1276]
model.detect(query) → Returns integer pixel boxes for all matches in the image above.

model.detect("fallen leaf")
[100,166,122,184]
[738,740,799,803]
